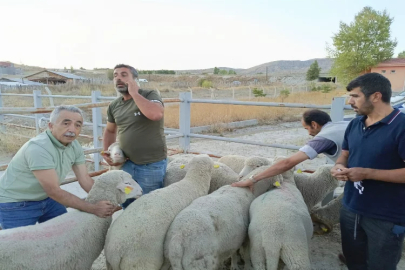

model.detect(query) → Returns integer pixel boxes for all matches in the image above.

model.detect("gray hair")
[49,105,84,123]
[114,64,138,78]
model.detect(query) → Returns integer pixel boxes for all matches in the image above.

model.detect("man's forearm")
[79,175,94,193]
[366,168,405,183]
[103,129,116,150]
[47,188,94,213]
[131,93,163,121]
[255,159,296,181]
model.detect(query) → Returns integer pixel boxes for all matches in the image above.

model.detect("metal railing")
[0,90,351,182]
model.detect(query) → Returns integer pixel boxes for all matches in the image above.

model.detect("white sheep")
[217,154,247,174]
[162,165,283,270]
[164,160,240,193]
[311,193,343,234]
[102,142,126,170]
[104,155,214,270]
[0,170,142,270]
[248,157,313,270]
[238,156,271,179]
[238,156,338,213]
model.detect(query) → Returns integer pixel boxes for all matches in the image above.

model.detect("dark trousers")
[340,206,405,270]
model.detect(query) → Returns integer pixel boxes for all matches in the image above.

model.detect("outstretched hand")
[231,178,254,192]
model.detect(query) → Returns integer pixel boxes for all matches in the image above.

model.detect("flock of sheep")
[0,152,343,270]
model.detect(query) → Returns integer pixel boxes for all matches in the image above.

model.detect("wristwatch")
[249,174,259,183]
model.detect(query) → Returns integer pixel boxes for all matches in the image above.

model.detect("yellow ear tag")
[321,225,328,232]
[180,164,185,169]
[297,169,302,174]
[100,151,105,155]
[273,181,281,187]
[214,164,220,168]
[124,186,133,194]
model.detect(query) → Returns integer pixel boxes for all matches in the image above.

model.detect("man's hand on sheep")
[91,201,116,218]
[101,151,127,167]
[331,164,349,181]
[231,177,254,191]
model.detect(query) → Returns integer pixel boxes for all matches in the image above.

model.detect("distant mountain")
[177,58,333,75]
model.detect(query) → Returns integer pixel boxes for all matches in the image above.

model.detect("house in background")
[24,70,89,85]
[0,77,45,86]
[370,58,405,91]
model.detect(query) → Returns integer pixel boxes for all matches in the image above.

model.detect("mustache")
[64,132,76,137]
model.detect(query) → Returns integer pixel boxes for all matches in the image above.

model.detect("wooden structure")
[24,70,89,85]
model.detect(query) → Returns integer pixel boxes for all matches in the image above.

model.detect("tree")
[213,67,220,74]
[107,69,113,80]
[228,70,236,75]
[398,51,405,58]
[306,60,321,81]
[327,7,397,84]
[219,69,228,75]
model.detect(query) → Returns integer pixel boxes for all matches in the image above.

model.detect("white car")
[138,79,148,83]
[390,91,405,106]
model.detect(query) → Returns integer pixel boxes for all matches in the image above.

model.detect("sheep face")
[239,156,271,179]
[107,142,126,164]
[93,171,143,204]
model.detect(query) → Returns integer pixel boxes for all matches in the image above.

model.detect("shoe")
[338,253,347,265]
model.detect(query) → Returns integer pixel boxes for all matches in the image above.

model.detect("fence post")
[330,97,346,122]
[179,92,191,152]
[232,88,235,100]
[91,91,102,171]
[33,90,43,134]
[0,89,4,132]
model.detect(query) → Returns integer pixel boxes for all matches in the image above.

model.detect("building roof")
[375,58,405,68]
[0,77,45,86]
[25,70,88,80]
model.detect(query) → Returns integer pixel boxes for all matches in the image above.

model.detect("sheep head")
[86,170,143,205]
[239,156,271,179]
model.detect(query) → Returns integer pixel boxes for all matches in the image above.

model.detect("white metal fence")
[0,90,351,181]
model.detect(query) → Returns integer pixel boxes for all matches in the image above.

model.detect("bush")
[252,88,266,97]
[280,89,290,102]
[201,80,213,88]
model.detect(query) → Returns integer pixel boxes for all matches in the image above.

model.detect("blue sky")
[0,0,404,70]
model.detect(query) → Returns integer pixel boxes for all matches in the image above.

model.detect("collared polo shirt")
[342,109,405,223]
[0,130,85,203]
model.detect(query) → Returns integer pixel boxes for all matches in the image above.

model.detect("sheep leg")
[249,234,269,270]
[279,237,311,270]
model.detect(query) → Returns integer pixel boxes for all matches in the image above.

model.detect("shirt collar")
[360,109,400,126]
[46,129,71,149]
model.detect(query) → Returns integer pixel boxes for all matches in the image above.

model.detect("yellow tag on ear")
[297,169,302,174]
[180,164,185,169]
[214,164,220,168]
[100,151,104,155]
[124,186,133,194]
[274,181,281,187]
[321,226,328,232]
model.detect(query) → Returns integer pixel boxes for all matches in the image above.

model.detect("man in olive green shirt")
[103,64,167,209]
[0,106,115,230]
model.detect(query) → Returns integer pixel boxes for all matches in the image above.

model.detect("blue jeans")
[340,206,405,270]
[121,158,167,209]
[0,197,67,230]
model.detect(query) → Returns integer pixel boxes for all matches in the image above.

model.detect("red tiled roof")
[376,58,405,67]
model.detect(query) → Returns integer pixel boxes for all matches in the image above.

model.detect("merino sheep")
[102,142,127,170]
[162,165,283,270]
[104,155,214,270]
[238,156,271,179]
[0,170,142,270]
[217,154,247,174]
[248,158,313,270]
[164,160,240,193]
[311,193,343,234]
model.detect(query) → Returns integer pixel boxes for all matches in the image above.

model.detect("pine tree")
[306,60,321,81]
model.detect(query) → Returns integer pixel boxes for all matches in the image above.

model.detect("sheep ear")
[117,183,133,194]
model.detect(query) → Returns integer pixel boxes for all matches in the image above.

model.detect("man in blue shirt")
[332,73,405,269]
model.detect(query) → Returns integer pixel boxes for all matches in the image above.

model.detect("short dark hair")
[302,109,331,126]
[346,73,392,103]
[114,64,138,78]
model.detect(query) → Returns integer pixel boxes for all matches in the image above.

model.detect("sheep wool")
[217,155,247,174]
[162,166,283,270]
[248,160,313,270]
[104,155,214,270]
[0,170,142,270]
